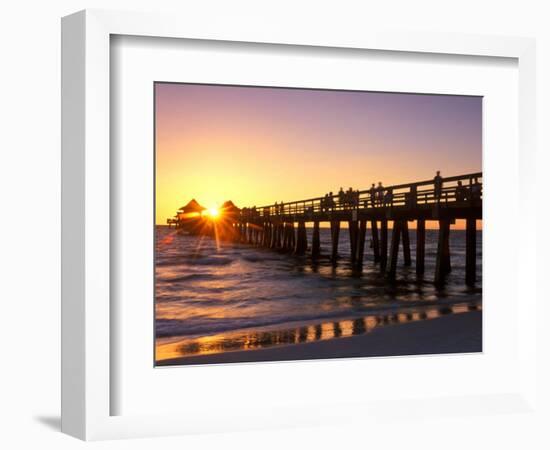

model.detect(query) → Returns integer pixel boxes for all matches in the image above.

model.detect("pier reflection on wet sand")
[156,302,480,362]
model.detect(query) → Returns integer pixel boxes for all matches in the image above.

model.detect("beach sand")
[157,310,482,366]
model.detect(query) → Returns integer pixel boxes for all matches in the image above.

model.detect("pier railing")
[240,172,482,220]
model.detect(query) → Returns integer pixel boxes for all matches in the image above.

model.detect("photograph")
[154,83,483,366]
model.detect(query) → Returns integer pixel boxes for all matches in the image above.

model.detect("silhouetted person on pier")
[471,178,481,201]
[376,182,384,206]
[369,183,376,207]
[455,180,466,201]
[383,188,393,207]
[322,194,330,212]
[348,188,357,208]
[349,190,353,208]
[328,191,335,210]
[338,187,345,207]
[434,170,443,203]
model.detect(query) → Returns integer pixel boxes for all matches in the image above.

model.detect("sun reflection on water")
[156,302,481,362]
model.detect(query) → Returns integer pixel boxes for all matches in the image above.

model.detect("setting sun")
[207,207,220,218]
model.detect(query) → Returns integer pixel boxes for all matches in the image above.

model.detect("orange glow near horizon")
[155,84,482,230]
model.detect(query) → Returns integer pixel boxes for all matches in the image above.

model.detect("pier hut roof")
[178,199,206,213]
[221,200,240,213]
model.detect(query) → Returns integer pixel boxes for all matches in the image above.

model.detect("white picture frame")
[61,9,537,441]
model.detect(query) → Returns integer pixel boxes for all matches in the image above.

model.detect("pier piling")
[269,224,276,248]
[370,220,380,263]
[276,224,282,249]
[290,223,296,250]
[416,219,426,276]
[356,220,367,266]
[380,219,388,271]
[435,219,451,284]
[348,220,359,265]
[262,223,270,247]
[312,221,321,258]
[388,220,402,278]
[402,220,412,266]
[295,221,307,255]
[282,224,289,251]
[330,220,341,262]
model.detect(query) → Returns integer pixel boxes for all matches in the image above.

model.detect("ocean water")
[155,225,482,362]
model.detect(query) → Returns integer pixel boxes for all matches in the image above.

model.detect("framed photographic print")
[153,82,483,367]
[62,9,538,441]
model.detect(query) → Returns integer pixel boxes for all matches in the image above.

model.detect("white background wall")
[0,1,548,448]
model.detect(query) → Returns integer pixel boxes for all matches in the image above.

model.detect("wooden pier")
[173,173,482,285]
[236,173,481,285]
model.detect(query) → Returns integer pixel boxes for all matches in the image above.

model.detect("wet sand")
[157,310,482,366]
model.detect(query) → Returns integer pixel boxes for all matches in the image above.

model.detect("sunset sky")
[155,83,482,225]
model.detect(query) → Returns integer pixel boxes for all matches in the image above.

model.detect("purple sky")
[155,83,481,223]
